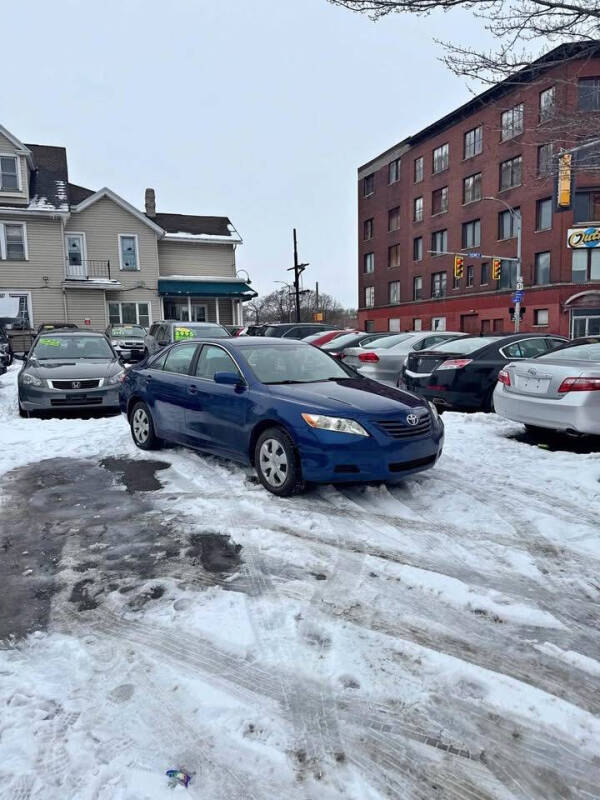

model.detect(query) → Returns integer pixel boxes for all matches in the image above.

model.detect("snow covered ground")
[1,363,599,799]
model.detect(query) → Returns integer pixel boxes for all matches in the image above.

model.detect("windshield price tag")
[39,338,61,347]
[175,327,194,341]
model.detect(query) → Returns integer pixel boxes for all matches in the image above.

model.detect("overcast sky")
[5,0,489,307]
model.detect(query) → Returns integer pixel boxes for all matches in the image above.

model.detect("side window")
[518,338,551,358]
[148,323,159,337]
[195,345,241,380]
[421,335,449,349]
[148,350,168,370]
[502,342,522,359]
[282,327,303,339]
[548,337,566,350]
[163,343,198,374]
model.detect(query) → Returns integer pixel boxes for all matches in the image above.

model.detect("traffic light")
[453,255,464,279]
[509,306,526,321]
[557,152,572,209]
[492,258,502,281]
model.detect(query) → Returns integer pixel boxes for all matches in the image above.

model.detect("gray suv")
[106,323,147,362]
[144,320,230,355]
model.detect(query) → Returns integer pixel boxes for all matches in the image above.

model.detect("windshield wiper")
[263,379,307,384]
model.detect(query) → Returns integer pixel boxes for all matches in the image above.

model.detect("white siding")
[0,133,29,204]
[0,215,64,285]
[158,241,236,278]
[64,289,107,329]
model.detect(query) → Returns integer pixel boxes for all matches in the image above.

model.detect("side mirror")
[13,352,27,360]
[214,371,245,388]
[158,339,169,347]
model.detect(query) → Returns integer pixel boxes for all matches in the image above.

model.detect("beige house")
[0,124,255,332]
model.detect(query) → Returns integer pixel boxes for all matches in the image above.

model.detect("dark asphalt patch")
[187,533,242,574]
[100,457,170,493]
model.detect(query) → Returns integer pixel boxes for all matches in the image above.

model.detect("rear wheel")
[130,401,161,450]
[483,386,496,413]
[255,427,304,497]
[18,400,29,418]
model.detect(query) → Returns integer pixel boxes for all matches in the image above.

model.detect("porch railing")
[65,260,111,280]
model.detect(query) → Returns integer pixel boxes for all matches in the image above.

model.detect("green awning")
[158,279,257,299]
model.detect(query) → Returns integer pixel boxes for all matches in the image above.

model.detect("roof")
[153,213,242,243]
[68,183,95,205]
[70,187,164,234]
[0,143,70,212]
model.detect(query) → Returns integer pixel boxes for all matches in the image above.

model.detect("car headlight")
[428,401,440,421]
[111,340,120,347]
[107,370,126,385]
[21,373,43,387]
[301,412,369,436]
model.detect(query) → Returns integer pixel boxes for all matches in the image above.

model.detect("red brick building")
[357,42,600,337]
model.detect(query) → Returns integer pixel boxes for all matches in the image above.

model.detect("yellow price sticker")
[39,338,61,347]
[174,326,194,341]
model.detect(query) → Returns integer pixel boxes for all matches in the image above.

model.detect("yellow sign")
[313,312,324,322]
[557,152,572,208]
[567,227,600,248]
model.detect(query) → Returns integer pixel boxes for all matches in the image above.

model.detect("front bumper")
[19,383,121,411]
[404,379,481,411]
[494,384,600,435]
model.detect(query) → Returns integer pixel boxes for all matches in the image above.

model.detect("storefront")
[157,277,257,326]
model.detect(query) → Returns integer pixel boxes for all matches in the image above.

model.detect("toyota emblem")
[71,381,81,389]
[406,413,419,426]
[527,368,537,376]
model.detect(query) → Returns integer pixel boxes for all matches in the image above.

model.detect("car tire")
[18,400,29,418]
[254,426,305,497]
[130,401,161,450]
[484,387,496,413]
[524,424,548,438]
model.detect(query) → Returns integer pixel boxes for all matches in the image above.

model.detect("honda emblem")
[71,381,81,389]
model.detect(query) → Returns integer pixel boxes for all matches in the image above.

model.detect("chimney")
[145,187,156,217]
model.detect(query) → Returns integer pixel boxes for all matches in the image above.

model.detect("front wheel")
[18,400,29,418]
[130,401,161,450]
[255,427,304,497]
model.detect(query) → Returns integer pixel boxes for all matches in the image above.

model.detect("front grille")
[376,415,432,439]
[51,379,101,390]
[122,341,144,348]
[389,455,436,472]
[51,396,103,406]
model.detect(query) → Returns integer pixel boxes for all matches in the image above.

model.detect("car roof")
[36,329,106,337]
[157,320,226,327]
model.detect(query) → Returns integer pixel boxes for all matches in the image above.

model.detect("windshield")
[32,335,114,360]
[432,336,501,355]
[173,324,230,340]
[322,332,361,350]
[538,343,600,362]
[110,325,146,338]
[241,344,352,384]
[368,333,413,350]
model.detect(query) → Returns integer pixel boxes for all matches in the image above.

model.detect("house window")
[536,198,552,231]
[363,218,374,240]
[481,262,489,284]
[466,265,474,287]
[534,309,549,326]
[432,187,448,215]
[462,219,481,248]
[365,320,375,332]
[452,271,460,289]
[498,207,520,239]
[0,290,31,327]
[463,173,481,204]
[501,103,524,140]
[389,318,401,332]
[365,286,375,308]
[0,156,19,192]
[432,317,446,331]
[572,249,600,283]
[431,229,447,255]
[573,190,600,223]
[119,234,139,270]
[537,143,553,177]
[413,276,423,300]
[388,206,401,231]
[364,252,374,273]
[0,222,27,260]
[534,252,551,285]
[413,318,422,331]
[413,236,423,261]
[414,156,424,183]
[388,244,401,268]
[388,281,400,304]
[431,271,447,298]
[413,196,423,222]
[539,87,555,121]
[498,259,518,289]
[363,173,375,197]
[578,78,600,111]
[500,156,522,190]
[389,158,401,184]
[433,143,449,174]
[464,126,483,159]
[107,301,151,327]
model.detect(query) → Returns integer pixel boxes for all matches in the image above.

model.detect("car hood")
[27,358,121,379]
[266,377,428,414]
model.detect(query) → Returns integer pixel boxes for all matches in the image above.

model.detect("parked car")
[261,323,339,339]
[16,330,125,416]
[344,331,465,386]
[494,340,600,435]
[224,325,244,336]
[0,324,12,369]
[105,323,147,362]
[236,324,266,337]
[37,322,79,333]
[404,333,568,412]
[320,331,396,360]
[303,329,357,348]
[120,337,444,496]
[144,320,230,355]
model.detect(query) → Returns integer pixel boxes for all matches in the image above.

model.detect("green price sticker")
[39,338,61,347]
[174,327,194,341]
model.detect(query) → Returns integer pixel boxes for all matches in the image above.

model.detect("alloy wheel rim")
[259,438,288,487]
[133,408,150,443]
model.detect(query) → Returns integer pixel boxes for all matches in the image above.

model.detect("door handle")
[188,384,198,394]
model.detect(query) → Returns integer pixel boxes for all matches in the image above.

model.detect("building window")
[462,219,481,248]
[498,259,518,289]
[433,143,449,174]
[389,158,401,184]
[501,103,524,140]
[537,143,553,177]
[534,251,551,285]
[414,156,424,183]
[431,271,447,298]
[431,229,447,255]
[534,308,549,326]
[413,318,422,331]
[0,156,19,192]
[572,249,600,283]
[573,190,600,223]
[389,318,401,332]
[365,320,375,332]
[498,207,520,239]
[500,156,522,190]
[432,186,448,215]
[493,318,504,332]
[578,78,600,111]
[388,206,401,231]
[365,286,375,307]
[119,234,139,270]
[452,271,460,289]
[108,301,151,326]
[463,173,481,204]
[466,265,474,287]
[539,87,555,121]
[363,173,375,197]
[413,276,423,300]
[413,236,423,261]
[432,316,446,331]
[364,252,374,273]
[388,281,400,304]
[414,196,423,222]
[481,262,489,284]
[0,222,27,260]
[388,244,401,268]
[464,126,483,159]
[481,319,491,333]
[536,198,552,231]
[363,218,374,240]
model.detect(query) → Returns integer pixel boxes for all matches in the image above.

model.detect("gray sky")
[5,0,488,307]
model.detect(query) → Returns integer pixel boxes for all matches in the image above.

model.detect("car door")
[145,323,160,354]
[146,342,199,440]
[184,344,252,458]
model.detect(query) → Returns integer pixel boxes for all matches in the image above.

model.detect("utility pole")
[287,228,309,323]
[315,281,319,310]
[514,212,523,333]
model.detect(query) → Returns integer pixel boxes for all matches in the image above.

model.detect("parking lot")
[1,362,600,799]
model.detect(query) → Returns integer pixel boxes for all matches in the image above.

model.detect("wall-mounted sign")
[568,227,600,248]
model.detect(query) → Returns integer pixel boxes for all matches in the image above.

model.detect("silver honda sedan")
[344,331,465,386]
[494,340,600,435]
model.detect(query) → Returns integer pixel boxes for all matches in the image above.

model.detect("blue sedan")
[119,337,444,496]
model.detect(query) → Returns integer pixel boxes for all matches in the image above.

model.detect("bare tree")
[244,289,357,327]
[328,0,600,82]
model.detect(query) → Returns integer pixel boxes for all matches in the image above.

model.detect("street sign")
[516,280,524,290]
[512,292,524,302]
[465,251,481,258]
